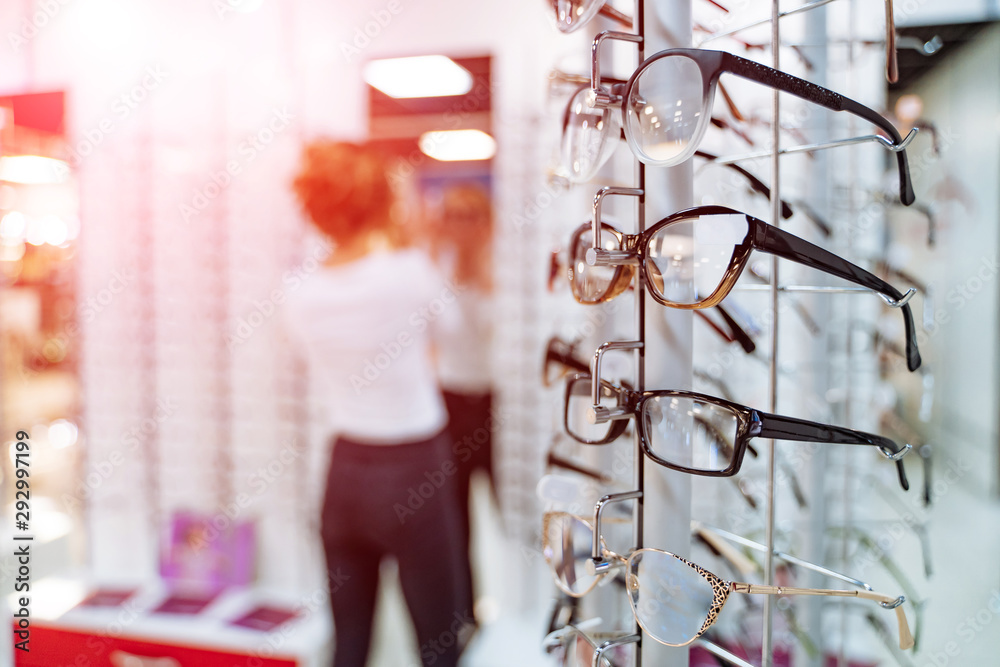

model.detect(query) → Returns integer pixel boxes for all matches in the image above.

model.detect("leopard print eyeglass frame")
[542,511,914,651]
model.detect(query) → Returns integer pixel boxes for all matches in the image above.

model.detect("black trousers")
[442,390,496,607]
[321,430,474,667]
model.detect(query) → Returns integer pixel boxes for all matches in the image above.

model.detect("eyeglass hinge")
[731,582,752,594]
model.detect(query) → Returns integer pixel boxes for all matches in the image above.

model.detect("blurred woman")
[427,183,497,612]
[284,141,473,667]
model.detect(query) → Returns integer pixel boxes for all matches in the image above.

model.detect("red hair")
[291,140,393,244]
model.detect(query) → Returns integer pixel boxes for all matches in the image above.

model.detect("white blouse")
[284,248,449,444]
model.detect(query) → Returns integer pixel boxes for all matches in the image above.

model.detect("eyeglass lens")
[628,550,717,646]
[646,213,749,304]
[641,395,740,472]
[562,86,620,181]
[566,375,619,443]
[570,226,624,303]
[544,513,602,595]
[553,0,603,33]
[626,54,707,164]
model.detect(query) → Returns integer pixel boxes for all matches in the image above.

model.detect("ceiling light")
[419,130,496,162]
[0,156,70,184]
[364,56,473,99]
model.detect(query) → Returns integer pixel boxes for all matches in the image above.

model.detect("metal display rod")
[761,0,782,662]
[642,0,694,665]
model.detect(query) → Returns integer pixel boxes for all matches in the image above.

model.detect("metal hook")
[593,634,641,667]
[590,31,643,93]
[878,443,912,462]
[879,595,906,609]
[712,128,919,166]
[877,287,917,308]
[589,340,642,419]
[874,127,920,152]
[591,490,642,564]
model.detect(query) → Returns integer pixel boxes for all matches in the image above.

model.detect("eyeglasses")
[562,373,911,490]
[542,622,636,667]
[571,205,921,371]
[546,0,632,34]
[543,620,757,667]
[560,84,791,200]
[542,512,915,651]
[545,0,734,34]
[574,48,914,204]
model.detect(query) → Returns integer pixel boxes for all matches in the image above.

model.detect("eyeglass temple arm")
[715,304,756,352]
[788,198,833,237]
[546,452,616,484]
[597,2,633,28]
[751,219,921,372]
[694,150,794,219]
[545,344,591,376]
[730,582,914,650]
[696,521,874,590]
[751,409,911,491]
[885,0,899,83]
[695,306,756,353]
[719,51,914,205]
[692,638,756,667]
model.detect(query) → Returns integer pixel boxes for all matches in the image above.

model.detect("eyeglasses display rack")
[540,0,927,666]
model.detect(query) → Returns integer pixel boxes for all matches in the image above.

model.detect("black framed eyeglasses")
[563,373,912,490]
[574,47,914,204]
[574,205,921,371]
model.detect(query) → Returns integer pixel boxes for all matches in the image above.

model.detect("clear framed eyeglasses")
[566,47,915,204]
